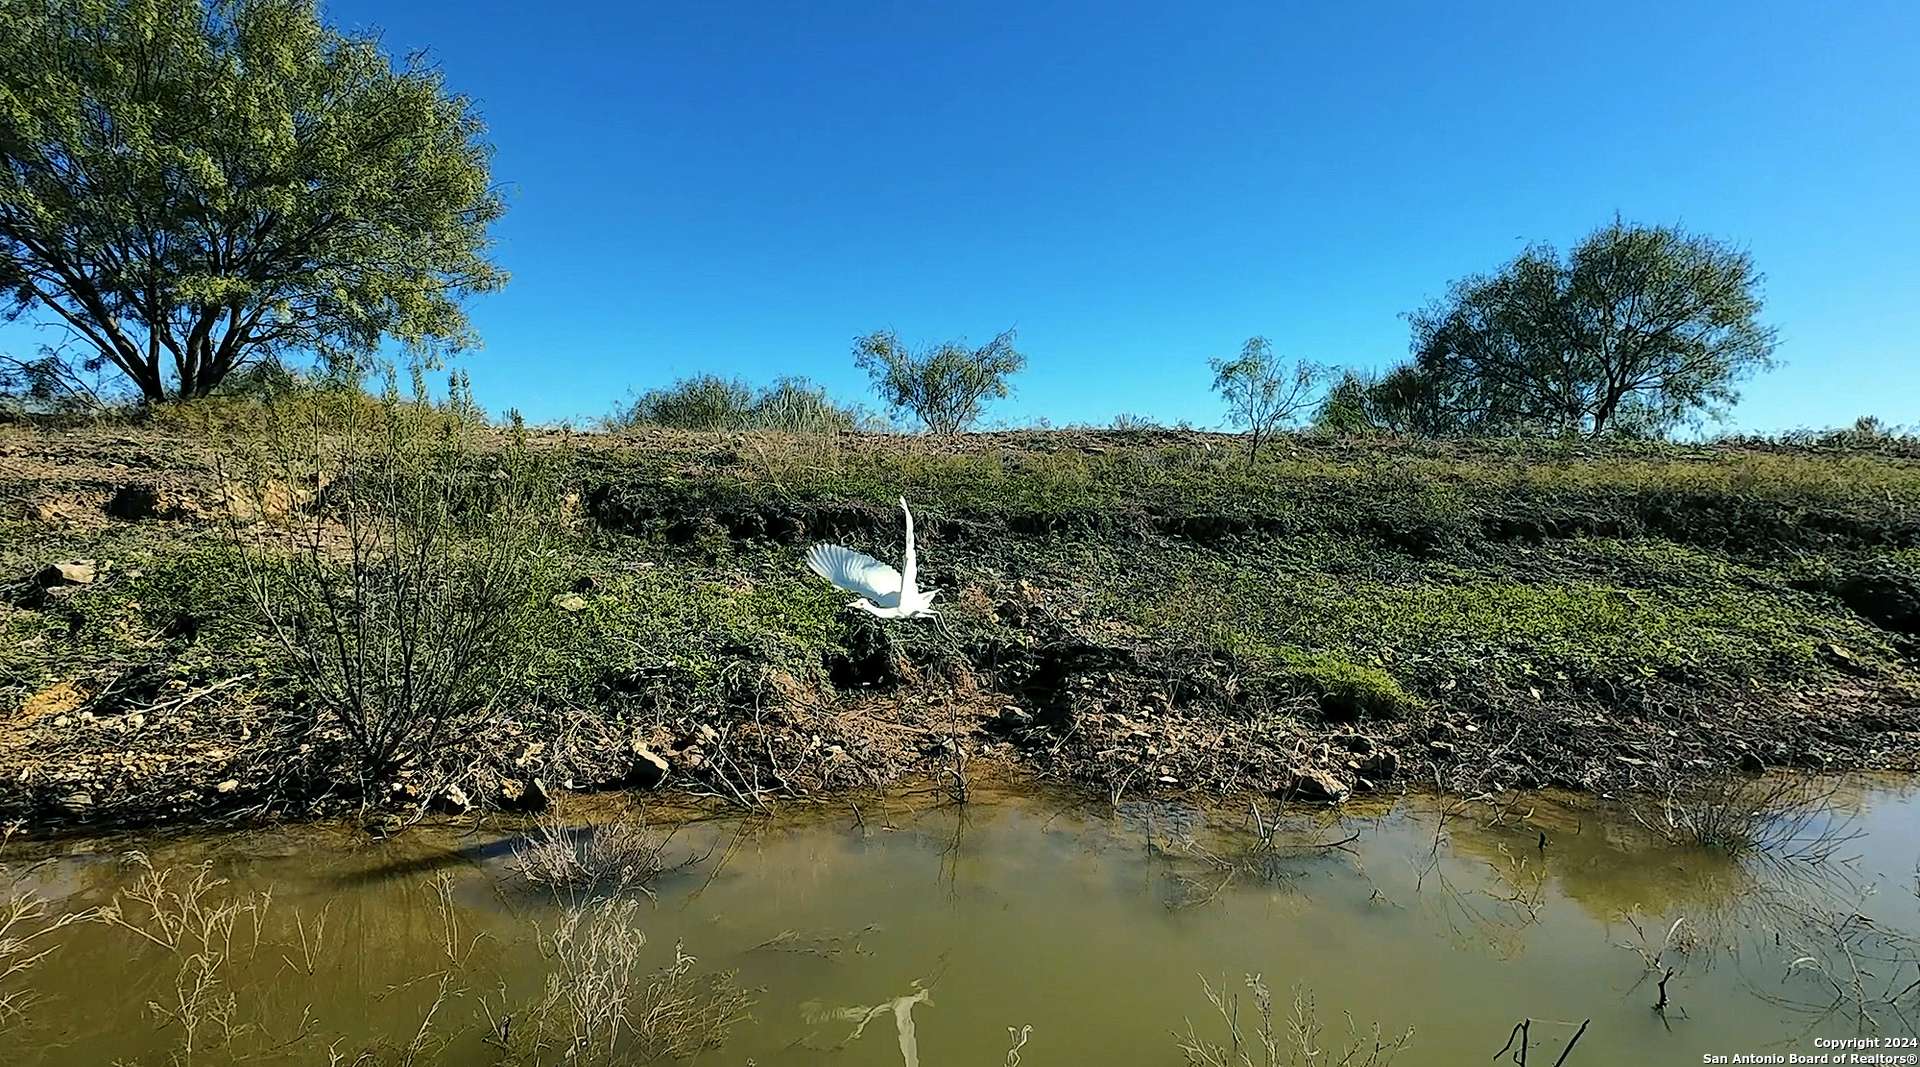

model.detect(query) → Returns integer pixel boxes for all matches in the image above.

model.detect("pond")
[6,779,1919,1065]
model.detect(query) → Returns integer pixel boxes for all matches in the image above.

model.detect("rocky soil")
[3,424,1918,832]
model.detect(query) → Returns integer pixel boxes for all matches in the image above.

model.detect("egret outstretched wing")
[805,543,903,605]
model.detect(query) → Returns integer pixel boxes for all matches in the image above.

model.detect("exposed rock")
[498,776,550,812]
[434,783,472,814]
[629,742,671,788]
[984,705,1033,736]
[37,559,97,586]
[1279,767,1350,804]
[59,791,95,811]
[551,593,588,613]
[1428,740,1459,761]
[1356,749,1399,780]
[1334,733,1374,754]
[215,779,239,794]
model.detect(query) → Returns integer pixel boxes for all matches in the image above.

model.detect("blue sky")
[10,1,1919,430]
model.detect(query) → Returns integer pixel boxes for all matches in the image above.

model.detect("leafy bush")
[609,374,861,433]
[853,327,1026,435]
[223,372,567,791]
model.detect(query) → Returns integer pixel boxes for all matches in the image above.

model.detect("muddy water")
[8,781,1920,1065]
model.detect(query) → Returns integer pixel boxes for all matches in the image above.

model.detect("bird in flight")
[805,497,940,620]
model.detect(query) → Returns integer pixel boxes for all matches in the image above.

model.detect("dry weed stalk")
[1168,799,1360,909]
[1176,974,1413,1067]
[0,882,88,1035]
[512,807,686,897]
[94,854,277,1064]
[483,898,752,1066]
[1638,770,1858,861]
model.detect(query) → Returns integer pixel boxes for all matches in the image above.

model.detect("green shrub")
[1274,649,1416,721]
[609,374,862,433]
[223,376,567,789]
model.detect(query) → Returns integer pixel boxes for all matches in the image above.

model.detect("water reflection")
[803,979,937,1066]
[4,780,1918,1065]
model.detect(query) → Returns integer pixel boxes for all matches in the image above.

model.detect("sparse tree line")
[608,217,1806,449]
[0,0,1896,448]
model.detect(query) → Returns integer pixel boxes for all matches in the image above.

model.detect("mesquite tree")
[853,327,1026,435]
[1210,336,1322,464]
[0,0,505,402]
[1404,219,1777,437]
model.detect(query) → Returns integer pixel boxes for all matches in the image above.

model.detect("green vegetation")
[3,419,1917,824]
[1367,218,1778,438]
[0,0,503,403]
[853,327,1027,435]
[607,374,864,433]
[1210,337,1324,465]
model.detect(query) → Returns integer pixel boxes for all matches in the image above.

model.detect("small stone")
[550,593,587,613]
[629,742,670,788]
[1280,767,1350,804]
[60,791,94,809]
[1334,733,1374,754]
[215,779,239,794]
[1428,740,1459,761]
[434,783,472,814]
[37,560,97,587]
[1357,749,1400,780]
[497,776,550,812]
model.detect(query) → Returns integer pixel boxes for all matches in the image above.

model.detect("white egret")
[804,497,939,619]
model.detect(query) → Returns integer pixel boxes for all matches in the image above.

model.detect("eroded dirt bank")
[3,425,1918,831]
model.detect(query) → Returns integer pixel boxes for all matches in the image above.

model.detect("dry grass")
[1175,974,1414,1067]
[483,897,753,1065]
[512,807,687,896]
[92,853,290,1064]
[0,878,87,1036]
[1637,771,1859,860]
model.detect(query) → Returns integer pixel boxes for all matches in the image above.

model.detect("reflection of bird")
[802,981,934,1067]
[805,496,939,619]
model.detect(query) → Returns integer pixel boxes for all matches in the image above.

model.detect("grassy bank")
[2,424,1917,829]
